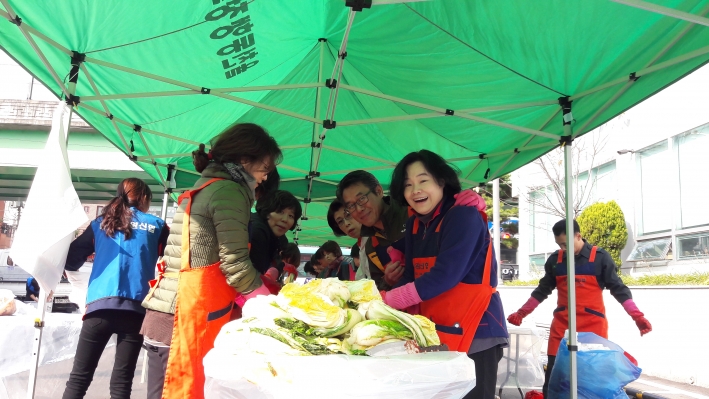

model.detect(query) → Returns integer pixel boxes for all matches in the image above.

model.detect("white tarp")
[203,351,477,399]
[10,103,88,293]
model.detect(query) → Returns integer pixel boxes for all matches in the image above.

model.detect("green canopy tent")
[2,0,709,397]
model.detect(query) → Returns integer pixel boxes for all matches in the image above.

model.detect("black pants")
[145,343,170,399]
[62,309,144,399]
[463,344,504,399]
[542,355,556,399]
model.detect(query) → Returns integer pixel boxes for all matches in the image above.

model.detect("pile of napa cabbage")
[213,278,439,356]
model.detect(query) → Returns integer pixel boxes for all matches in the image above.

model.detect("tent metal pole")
[80,64,134,156]
[463,159,484,180]
[134,128,167,185]
[492,178,501,282]
[77,103,204,147]
[449,142,552,162]
[574,6,707,137]
[336,102,559,128]
[338,112,443,126]
[0,0,69,98]
[454,113,559,140]
[84,55,202,91]
[153,162,201,176]
[321,145,396,165]
[611,0,709,27]
[319,164,395,176]
[572,42,709,101]
[458,99,559,113]
[160,164,175,220]
[488,100,559,179]
[0,9,72,56]
[79,83,324,102]
[560,98,578,399]
[299,10,356,236]
[211,91,321,124]
[276,164,309,175]
[135,153,193,161]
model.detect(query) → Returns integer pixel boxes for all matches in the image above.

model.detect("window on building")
[637,142,671,235]
[675,127,709,229]
[529,188,556,254]
[83,206,89,213]
[676,233,709,260]
[529,254,546,275]
[97,206,104,216]
[627,237,672,262]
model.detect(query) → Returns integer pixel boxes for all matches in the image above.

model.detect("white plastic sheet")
[497,325,546,391]
[10,103,88,293]
[203,351,476,399]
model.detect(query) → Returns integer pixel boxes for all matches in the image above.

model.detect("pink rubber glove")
[382,282,422,310]
[234,281,271,308]
[453,189,486,212]
[387,246,404,263]
[265,267,279,281]
[622,299,652,336]
[507,297,540,326]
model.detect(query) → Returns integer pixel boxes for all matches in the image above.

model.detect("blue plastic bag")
[548,332,642,399]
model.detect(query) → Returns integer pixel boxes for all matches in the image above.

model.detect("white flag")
[10,103,89,293]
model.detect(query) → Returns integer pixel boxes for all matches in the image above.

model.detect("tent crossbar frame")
[574,5,708,137]
[79,83,325,102]
[153,162,200,176]
[321,144,396,165]
[571,42,709,101]
[0,1,69,98]
[77,102,204,147]
[134,127,167,187]
[299,9,356,237]
[211,91,321,124]
[135,152,193,161]
[611,0,709,27]
[339,83,558,140]
[79,64,134,156]
[489,107,561,180]
[319,164,395,176]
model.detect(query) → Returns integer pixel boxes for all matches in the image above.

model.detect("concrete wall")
[498,286,709,388]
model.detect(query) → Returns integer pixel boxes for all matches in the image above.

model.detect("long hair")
[192,123,282,174]
[100,178,152,239]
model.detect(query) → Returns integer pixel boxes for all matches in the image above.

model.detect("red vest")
[162,178,237,399]
[548,246,608,356]
[412,210,496,352]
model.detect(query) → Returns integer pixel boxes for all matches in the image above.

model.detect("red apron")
[161,178,237,399]
[414,211,496,352]
[548,246,608,356]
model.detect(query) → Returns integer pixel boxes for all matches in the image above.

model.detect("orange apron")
[414,210,496,352]
[162,178,237,399]
[548,246,608,356]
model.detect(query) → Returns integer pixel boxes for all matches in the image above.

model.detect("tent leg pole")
[26,293,49,399]
[492,178,501,281]
[561,97,578,399]
[160,191,169,220]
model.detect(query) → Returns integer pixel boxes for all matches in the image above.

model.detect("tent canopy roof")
[1,0,708,245]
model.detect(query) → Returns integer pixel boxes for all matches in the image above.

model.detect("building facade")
[514,65,709,280]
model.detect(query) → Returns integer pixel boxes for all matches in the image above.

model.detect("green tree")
[577,200,628,269]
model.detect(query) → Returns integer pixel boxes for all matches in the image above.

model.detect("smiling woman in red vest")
[382,150,509,399]
[140,123,281,399]
[507,219,652,399]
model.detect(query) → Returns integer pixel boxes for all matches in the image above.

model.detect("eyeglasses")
[344,190,371,214]
[336,212,353,228]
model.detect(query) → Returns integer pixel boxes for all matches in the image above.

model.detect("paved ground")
[2,345,146,399]
[497,375,709,399]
